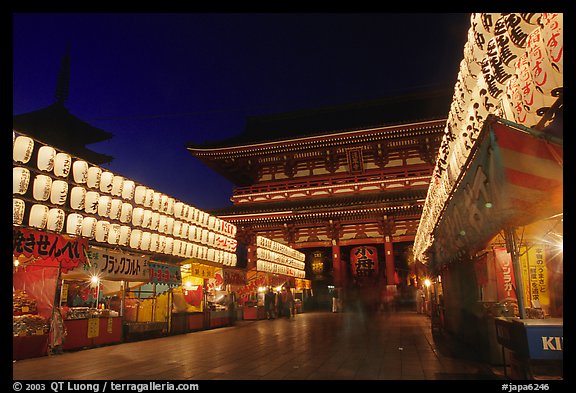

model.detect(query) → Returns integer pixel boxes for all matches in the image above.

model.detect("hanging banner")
[62,248,150,282]
[494,247,518,301]
[350,246,378,277]
[148,262,182,287]
[521,244,550,307]
[13,227,87,273]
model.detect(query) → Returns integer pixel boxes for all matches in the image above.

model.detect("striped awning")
[432,117,562,267]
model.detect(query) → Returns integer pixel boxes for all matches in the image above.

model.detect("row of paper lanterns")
[256,260,306,279]
[13,132,237,238]
[256,235,305,262]
[256,247,306,271]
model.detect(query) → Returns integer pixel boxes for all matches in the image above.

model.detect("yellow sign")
[520,244,549,307]
[107,317,113,334]
[87,318,100,338]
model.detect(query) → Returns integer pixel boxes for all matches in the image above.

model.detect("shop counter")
[63,317,122,351]
[209,310,229,328]
[187,313,204,331]
[13,334,49,360]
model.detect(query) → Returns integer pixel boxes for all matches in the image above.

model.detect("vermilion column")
[332,242,342,287]
[384,236,395,285]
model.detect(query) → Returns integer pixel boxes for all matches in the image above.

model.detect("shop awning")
[432,117,562,268]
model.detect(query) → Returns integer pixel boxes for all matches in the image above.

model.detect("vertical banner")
[493,247,518,301]
[523,244,549,307]
[350,246,378,277]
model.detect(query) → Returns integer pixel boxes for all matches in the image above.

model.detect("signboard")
[350,246,378,277]
[148,262,182,287]
[494,247,518,301]
[87,318,99,339]
[346,147,364,174]
[520,244,550,307]
[63,248,150,282]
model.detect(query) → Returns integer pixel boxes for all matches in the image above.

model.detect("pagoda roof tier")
[187,87,452,156]
[211,188,428,224]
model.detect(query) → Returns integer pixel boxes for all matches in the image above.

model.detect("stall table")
[13,334,49,360]
[63,317,122,351]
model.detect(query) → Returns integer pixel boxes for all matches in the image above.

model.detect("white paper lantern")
[129,229,142,249]
[100,171,114,194]
[95,221,110,243]
[181,223,190,239]
[84,191,100,214]
[208,231,215,246]
[158,215,167,233]
[122,180,135,201]
[140,232,151,251]
[164,237,174,255]
[526,27,561,96]
[13,167,31,195]
[13,198,25,225]
[107,224,121,245]
[29,204,49,229]
[151,192,162,211]
[503,13,533,49]
[142,210,153,228]
[132,207,145,227]
[188,225,197,242]
[70,186,86,210]
[53,153,72,178]
[160,194,169,213]
[166,198,175,215]
[13,136,34,164]
[33,174,52,201]
[66,213,83,236]
[150,212,160,231]
[172,239,182,256]
[72,160,89,184]
[119,225,131,246]
[540,13,563,74]
[144,189,154,208]
[81,216,97,239]
[134,185,147,205]
[149,233,159,252]
[208,215,216,230]
[37,146,56,172]
[166,217,175,235]
[119,202,133,223]
[87,166,102,189]
[174,202,185,218]
[173,220,183,238]
[97,195,112,217]
[157,235,166,254]
[184,242,192,258]
[111,175,124,197]
[50,180,69,205]
[109,199,123,221]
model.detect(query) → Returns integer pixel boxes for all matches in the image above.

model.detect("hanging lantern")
[151,192,162,211]
[164,237,174,255]
[107,224,121,245]
[144,189,154,208]
[50,180,69,205]
[157,235,166,254]
[526,27,561,96]
[201,229,209,245]
[504,13,533,49]
[122,180,135,201]
[119,203,133,224]
[158,214,168,233]
[188,225,197,242]
[160,194,169,213]
[166,217,175,235]
[97,195,112,217]
[29,204,49,229]
[132,207,145,227]
[174,202,185,218]
[87,166,102,189]
[521,13,542,25]
[173,220,183,238]
[142,209,153,228]
[149,233,159,252]
[119,225,131,246]
[95,221,110,243]
[81,216,97,239]
[172,239,182,256]
[99,171,114,193]
[84,191,100,214]
[493,16,525,73]
[13,198,25,225]
[166,197,175,216]
[66,213,83,236]
[515,53,552,127]
[186,206,195,223]
[37,145,56,172]
[208,231,216,246]
[208,215,216,231]
[111,175,124,197]
[207,248,215,262]
[53,153,72,178]
[13,167,31,195]
[72,160,89,184]
[109,199,123,220]
[70,186,86,210]
[129,229,142,249]
[13,136,34,164]
[181,222,190,239]
[184,242,192,258]
[150,212,160,231]
[33,174,53,201]
[134,186,147,205]
[140,231,151,251]
[486,36,513,87]
[540,13,563,74]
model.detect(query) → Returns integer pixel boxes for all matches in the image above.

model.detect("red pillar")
[384,237,395,285]
[332,242,342,287]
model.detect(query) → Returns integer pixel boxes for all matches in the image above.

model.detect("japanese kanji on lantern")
[350,246,378,278]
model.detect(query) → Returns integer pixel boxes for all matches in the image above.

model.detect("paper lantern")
[503,13,533,49]
[208,231,215,246]
[66,213,83,236]
[107,224,121,245]
[50,180,69,205]
[84,191,100,214]
[150,212,160,231]
[526,27,561,96]
[13,167,31,195]
[122,180,135,200]
[181,223,190,239]
[97,195,112,217]
[492,16,525,73]
[144,189,154,208]
[37,146,56,172]
[520,13,542,25]
[149,233,159,252]
[164,237,174,255]
[109,199,123,220]
[81,216,97,238]
[486,36,513,87]
[13,198,25,225]
[151,192,162,211]
[157,235,166,254]
[183,242,192,258]
[53,153,72,178]
[140,232,151,251]
[29,204,49,229]
[158,215,167,233]
[201,229,209,245]
[142,210,153,228]
[208,215,216,231]
[540,13,563,74]
[95,221,110,243]
[33,174,52,201]
[100,171,114,193]
[188,225,197,242]
[119,203,133,223]
[70,187,86,210]
[207,248,215,262]
[160,195,169,213]
[134,185,147,205]
[129,229,142,249]
[166,217,175,235]
[111,175,124,197]
[187,207,197,223]
[87,166,102,189]
[173,220,183,238]
[174,202,185,218]
[72,160,89,184]
[132,207,145,227]
[172,239,182,256]
[13,136,34,164]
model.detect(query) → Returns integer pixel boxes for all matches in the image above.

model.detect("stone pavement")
[13,310,505,381]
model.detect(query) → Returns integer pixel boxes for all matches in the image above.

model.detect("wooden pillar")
[384,236,395,285]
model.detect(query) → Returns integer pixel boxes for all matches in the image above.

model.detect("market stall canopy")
[431,116,562,268]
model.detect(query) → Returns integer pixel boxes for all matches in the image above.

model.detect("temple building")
[187,88,453,308]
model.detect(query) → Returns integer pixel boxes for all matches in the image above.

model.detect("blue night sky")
[12,13,471,210]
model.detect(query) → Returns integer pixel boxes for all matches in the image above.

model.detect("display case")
[13,290,50,360]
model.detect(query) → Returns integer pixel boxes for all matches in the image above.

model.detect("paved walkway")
[13,310,504,381]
